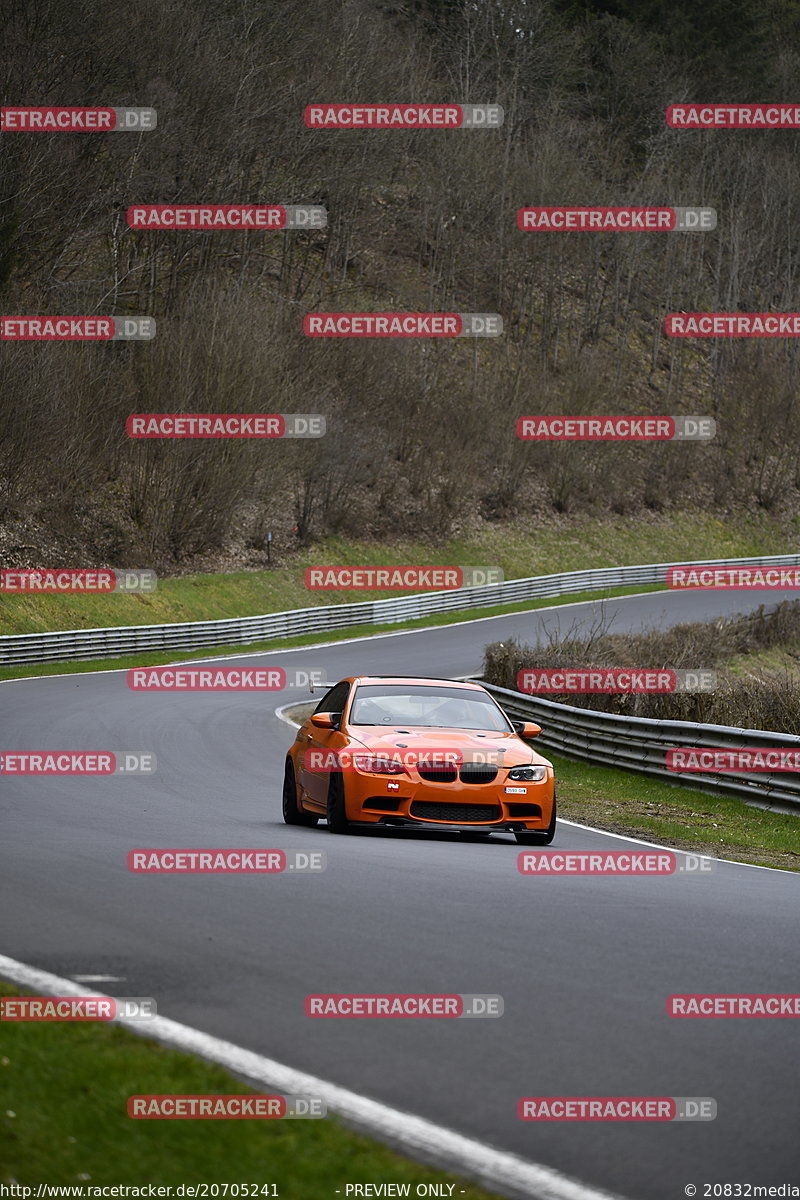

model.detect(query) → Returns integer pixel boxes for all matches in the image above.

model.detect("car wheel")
[514,795,557,845]
[326,772,351,834]
[282,759,318,827]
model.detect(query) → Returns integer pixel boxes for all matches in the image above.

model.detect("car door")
[298,680,351,807]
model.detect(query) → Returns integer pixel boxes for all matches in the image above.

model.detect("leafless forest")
[3,0,800,567]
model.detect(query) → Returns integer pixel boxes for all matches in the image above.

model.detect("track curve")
[1,589,798,1200]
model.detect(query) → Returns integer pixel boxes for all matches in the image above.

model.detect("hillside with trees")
[3,0,800,569]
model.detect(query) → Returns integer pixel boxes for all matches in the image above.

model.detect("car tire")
[282,759,319,827]
[326,772,351,834]
[514,795,557,845]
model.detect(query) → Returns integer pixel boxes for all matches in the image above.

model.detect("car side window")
[312,681,350,724]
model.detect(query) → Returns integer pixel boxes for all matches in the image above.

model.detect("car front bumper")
[346,773,555,830]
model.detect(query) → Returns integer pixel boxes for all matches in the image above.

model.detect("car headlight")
[507,765,546,782]
[352,753,406,775]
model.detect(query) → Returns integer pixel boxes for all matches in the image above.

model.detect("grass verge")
[551,751,800,871]
[0,981,499,1196]
[1,510,794,638]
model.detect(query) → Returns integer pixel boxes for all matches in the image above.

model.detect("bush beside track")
[483,602,800,734]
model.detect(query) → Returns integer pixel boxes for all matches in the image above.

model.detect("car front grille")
[409,801,501,823]
[416,764,498,784]
[458,763,498,784]
[417,768,459,782]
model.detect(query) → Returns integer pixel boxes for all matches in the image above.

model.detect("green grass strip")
[551,751,800,871]
[0,981,500,1196]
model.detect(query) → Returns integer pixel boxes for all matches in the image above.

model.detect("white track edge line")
[0,953,625,1200]
[556,819,796,876]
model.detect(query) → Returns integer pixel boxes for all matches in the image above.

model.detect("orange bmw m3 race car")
[282,676,556,844]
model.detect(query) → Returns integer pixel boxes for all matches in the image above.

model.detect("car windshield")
[349,684,512,731]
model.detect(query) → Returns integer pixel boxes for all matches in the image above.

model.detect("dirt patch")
[283,702,315,726]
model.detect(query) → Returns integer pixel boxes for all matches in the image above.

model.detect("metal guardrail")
[1,553,800,666]
[480,681,800,814]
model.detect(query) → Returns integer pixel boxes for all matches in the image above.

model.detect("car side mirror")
[515,720,541,738]
[310,712,336,729]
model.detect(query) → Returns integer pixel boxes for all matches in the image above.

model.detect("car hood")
[345,726,550,770]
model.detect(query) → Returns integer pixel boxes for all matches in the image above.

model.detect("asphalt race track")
[2,589,799,1200]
